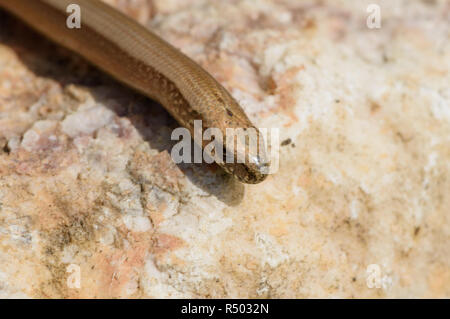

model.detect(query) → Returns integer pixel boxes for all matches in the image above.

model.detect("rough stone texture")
[0,0,449,298]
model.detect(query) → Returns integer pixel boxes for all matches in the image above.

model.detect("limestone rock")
[0,0,448,298]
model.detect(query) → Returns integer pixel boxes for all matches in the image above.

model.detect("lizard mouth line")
[170,120,279,176]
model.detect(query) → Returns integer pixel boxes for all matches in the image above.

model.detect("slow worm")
[0,0,269,183]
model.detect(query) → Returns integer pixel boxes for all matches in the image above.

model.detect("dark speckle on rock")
[281,138,292,146]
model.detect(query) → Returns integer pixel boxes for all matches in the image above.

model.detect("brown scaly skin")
[0,0,270,183]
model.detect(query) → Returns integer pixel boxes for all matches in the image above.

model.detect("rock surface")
[0,0,449,298]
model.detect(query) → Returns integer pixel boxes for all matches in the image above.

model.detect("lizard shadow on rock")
[0,10,245,206]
